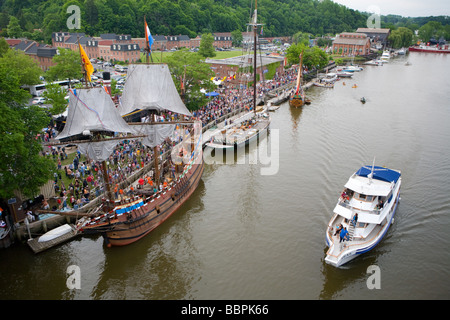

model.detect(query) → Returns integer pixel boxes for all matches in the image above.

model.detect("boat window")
[355,193,374,202]
[357,222,366,228]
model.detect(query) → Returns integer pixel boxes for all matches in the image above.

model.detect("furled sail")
[56,88,132,140]
[77,139,122,162]
[131,123,175,148]
[118,64,191,117]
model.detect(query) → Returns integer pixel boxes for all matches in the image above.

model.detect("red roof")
[98,40,113,46]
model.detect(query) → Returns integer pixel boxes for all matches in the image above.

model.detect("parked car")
[32,97,45,105]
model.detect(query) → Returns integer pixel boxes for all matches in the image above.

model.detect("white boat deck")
[325,210,390,266]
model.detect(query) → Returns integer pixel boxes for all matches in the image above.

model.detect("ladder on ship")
[347,220,356,241]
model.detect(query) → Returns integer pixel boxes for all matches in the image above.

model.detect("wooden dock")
[27,225,80,254]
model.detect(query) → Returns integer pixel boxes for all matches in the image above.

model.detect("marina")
[1,48,450,300]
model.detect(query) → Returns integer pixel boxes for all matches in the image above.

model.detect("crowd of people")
[193,67,300,127]
[37,65,300,213]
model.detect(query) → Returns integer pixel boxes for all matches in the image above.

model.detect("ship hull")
[409,46,450,53]
[102,160,204,246]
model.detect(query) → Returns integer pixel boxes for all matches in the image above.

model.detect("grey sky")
[332,0,450,17]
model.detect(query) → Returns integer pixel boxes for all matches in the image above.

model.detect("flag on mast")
[79,43,94,82]
[145,20,154,52]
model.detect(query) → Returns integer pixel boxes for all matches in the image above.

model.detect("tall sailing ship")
[205,0,270,150]
[56,26,204,247]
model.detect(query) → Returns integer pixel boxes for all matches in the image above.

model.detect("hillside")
[0,0,448,44]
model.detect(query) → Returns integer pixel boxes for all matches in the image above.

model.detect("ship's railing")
[338,198,383,215]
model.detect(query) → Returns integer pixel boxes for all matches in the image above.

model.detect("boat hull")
[409,46,450,53]
[102,160,204,246]
[206,117,270,150]
[289,96,304,108]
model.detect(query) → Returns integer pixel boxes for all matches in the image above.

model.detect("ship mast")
[144,17,160,188]
[248,0,262,115]
[78,38,116,207]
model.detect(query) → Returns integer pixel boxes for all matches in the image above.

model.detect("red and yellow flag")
[79,43,94,82]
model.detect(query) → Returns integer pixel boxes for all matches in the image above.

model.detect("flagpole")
[144,17,153,64]
[77,36,88,88]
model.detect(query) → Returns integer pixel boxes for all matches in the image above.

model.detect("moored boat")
[205,0,270,151]
[52,24,204,248]
[289,52,310,108]
[363,59,383,66]
[340,65,363,72]
[381,50,390,62]
[79,133,204,246]
[313,81,334,88]
[325,164,401,267]
[408,44,450,53]
[38,224,74,242]
[336,71,353,78]
[397,48,406,55]
[205,108,270,150]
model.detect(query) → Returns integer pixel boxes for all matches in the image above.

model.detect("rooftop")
[205,54,284,68]
[333,33,369,46]
[356,28,390,34]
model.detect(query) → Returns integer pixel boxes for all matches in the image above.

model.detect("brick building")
[52,32,140,62]
[213,33,233,48]
[166,35,191,50]
[6,38,58,71]
[332,32,371,56]
[356,28,390,46]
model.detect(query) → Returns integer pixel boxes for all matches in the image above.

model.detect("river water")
[1,52,449,301]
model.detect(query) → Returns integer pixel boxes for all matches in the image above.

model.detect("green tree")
[292,31,311,46]
[46,48,82,86]
[198,33,216,58]
[165,49,215,110]
[231,29,243,47]
[7,16,23,38]
[0,38,10,57]
[42,83,68,115]
[389,27,413,48]
[418,21,443,42]
[0,49,42,86]
[0,48,54,199]
[286,43,329,70]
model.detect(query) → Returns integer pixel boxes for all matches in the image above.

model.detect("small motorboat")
[38,224,74,242]
[360,97,366,103]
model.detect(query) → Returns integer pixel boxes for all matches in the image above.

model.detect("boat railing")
[338,198,382,215]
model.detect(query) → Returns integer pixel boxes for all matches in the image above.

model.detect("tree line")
[0,0,368,43]
[1,0,448,46]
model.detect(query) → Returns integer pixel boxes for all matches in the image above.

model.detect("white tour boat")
[325,165,401,267]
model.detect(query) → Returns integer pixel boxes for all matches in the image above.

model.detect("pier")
[27,224,79,254]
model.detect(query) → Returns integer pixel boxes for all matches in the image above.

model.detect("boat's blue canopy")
[356,166,401,183]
